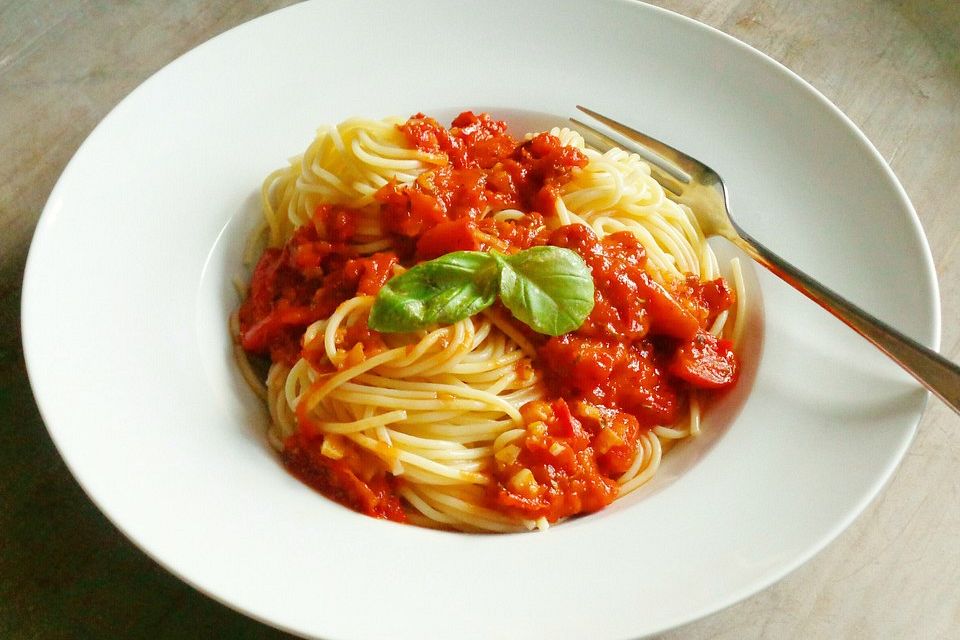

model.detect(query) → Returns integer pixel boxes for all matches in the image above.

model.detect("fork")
[573,105,960,415]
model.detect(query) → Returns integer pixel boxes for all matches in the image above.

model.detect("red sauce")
[282,431,406,522]
[237,215,397,366]
[237,112,739,526]
[492,399,618,522]
[376,111,586,255]
[490,224,737,523]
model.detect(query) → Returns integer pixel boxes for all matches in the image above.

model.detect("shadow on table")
[0,280,295,639]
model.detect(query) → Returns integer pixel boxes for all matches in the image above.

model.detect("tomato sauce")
[238,112,739,526]
[282,431,406,522]
[377,111,587,257]
[491,221,737,523]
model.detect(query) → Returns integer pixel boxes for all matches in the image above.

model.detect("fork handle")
[730,229,959,414]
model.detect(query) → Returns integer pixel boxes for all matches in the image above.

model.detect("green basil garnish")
[367,251,501,333]
[494,246,595,336]
[368,246,594,336]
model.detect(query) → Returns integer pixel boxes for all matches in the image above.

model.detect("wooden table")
[2,1,957,637]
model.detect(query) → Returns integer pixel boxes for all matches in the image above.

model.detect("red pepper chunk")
[642,276,700,341]
[669,330,738,389]
[416,218,483,259]
[697,277,735,327]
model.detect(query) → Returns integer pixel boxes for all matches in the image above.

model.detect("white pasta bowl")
[21,1,937,638]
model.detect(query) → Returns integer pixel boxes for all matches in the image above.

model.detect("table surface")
[2,1,957,638]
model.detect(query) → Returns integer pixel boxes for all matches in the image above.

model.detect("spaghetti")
[233,111,745,532]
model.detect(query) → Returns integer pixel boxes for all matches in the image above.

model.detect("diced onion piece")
[520,400,551,424]
[495,444,521,466]
[341,342,366,369]
[509,468,538,496]
[574,401,601,421]
[321,434,346,460]
[594,427,624,454]
[527,420,547,436]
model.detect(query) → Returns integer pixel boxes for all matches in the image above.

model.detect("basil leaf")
[368,251,500,332]
[368,245,595,336]
[496,246,595,336]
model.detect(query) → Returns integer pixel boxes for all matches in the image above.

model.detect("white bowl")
[22,1,937,638]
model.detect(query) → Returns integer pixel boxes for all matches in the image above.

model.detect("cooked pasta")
[233,111,745,532]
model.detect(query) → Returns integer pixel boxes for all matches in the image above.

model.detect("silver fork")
[573,105,960,415]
